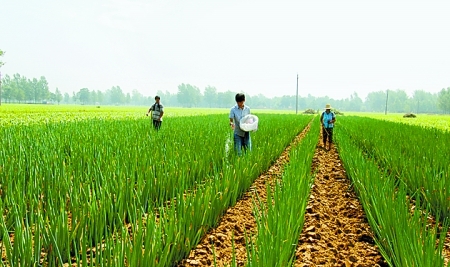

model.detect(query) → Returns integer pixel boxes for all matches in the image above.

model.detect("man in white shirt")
[229,93,251,155]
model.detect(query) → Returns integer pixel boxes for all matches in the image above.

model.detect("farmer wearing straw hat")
[229,93,251,156]
[320,104,336,150]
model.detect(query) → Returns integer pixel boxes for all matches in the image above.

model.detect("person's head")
[324,104,332,113]
[235,93,245,108]
[155,95,160,103]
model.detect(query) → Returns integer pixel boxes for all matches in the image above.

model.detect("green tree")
[96,90,104,104]
[412,90,438,113]
[177,83,201,107]
[0,49,4,67]
[78,88,90,104]
[348,92,363,111]
[38,76,50,102]
[437,87,450,113]
[131,89,144,105]
[1,74,13,102]
[90,90,98,104]
[54,88,63,104]
[31,78,39,103]
[365,91,387,112]
[15,75,33,102]
[29,77,49,103]
[48,91,56,103]
[217,90,235,108]
[388,89,409,113]
[203,86,218,108]
[108,86,125,105]
[277,95,295,109]
[72,92,78,103]
[0,49,4,105]
[10,75,25,103]
[63,92,70,103]
[156,90,178,107]
[125,92,131,105]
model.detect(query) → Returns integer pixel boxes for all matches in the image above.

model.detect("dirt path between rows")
[293,143,385,266]
[179,124,311,267]
[179,124,385,267]
[179,125,449,266]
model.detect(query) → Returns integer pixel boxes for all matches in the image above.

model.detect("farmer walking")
[146,95,164,130]
[229,93,251,155]
[320,104,336,150]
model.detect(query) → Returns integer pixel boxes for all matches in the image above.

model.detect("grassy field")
[343,112,450,132]
[1,103,449,266]
[0,104,304,126]
[0,103,314,266]
[1,104,448,131]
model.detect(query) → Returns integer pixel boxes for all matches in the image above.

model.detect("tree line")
[0,49,5,105]
[1,73,450,113]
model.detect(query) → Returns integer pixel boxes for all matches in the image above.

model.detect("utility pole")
[385,89,389,115]
[296,73,298,114]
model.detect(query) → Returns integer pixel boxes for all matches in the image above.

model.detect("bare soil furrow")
[181,127,420,266]
[294,142,386,267]
[178,125,310,266]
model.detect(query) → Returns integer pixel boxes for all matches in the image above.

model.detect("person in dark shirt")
[146,96,164,130]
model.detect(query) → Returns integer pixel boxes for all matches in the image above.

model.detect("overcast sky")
[1,0,449,100]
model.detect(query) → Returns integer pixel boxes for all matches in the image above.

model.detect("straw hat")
[324,104,332,110]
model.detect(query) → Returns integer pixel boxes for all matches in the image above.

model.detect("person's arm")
[159,111,164,121]
[229,109,235,129]
[320,113,324,126]
[146,106,153,116]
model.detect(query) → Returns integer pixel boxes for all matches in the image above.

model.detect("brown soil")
[446,233,450,266]
[293,144,385,267]
[179,125,310,266]
[179,127,387,267]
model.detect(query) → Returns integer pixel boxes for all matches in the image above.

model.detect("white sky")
[1,0,450,100]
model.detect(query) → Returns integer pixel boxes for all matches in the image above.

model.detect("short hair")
[235,93,245,102]
[155,95,160,100]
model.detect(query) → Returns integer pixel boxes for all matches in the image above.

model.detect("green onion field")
[0,104,449,266]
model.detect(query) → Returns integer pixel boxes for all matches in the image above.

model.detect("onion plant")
[0,107,313,266]
[247,118,319,266]
[122,114,314,265]
[336,125,449,267]
[337,116,449,220]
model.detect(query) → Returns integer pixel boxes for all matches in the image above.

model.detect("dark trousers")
[152,120,162,130]
[322,127,333,144]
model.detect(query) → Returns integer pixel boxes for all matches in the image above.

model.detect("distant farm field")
[4,104,448,128]
[0,104,300,125]
[344,112,450,132]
